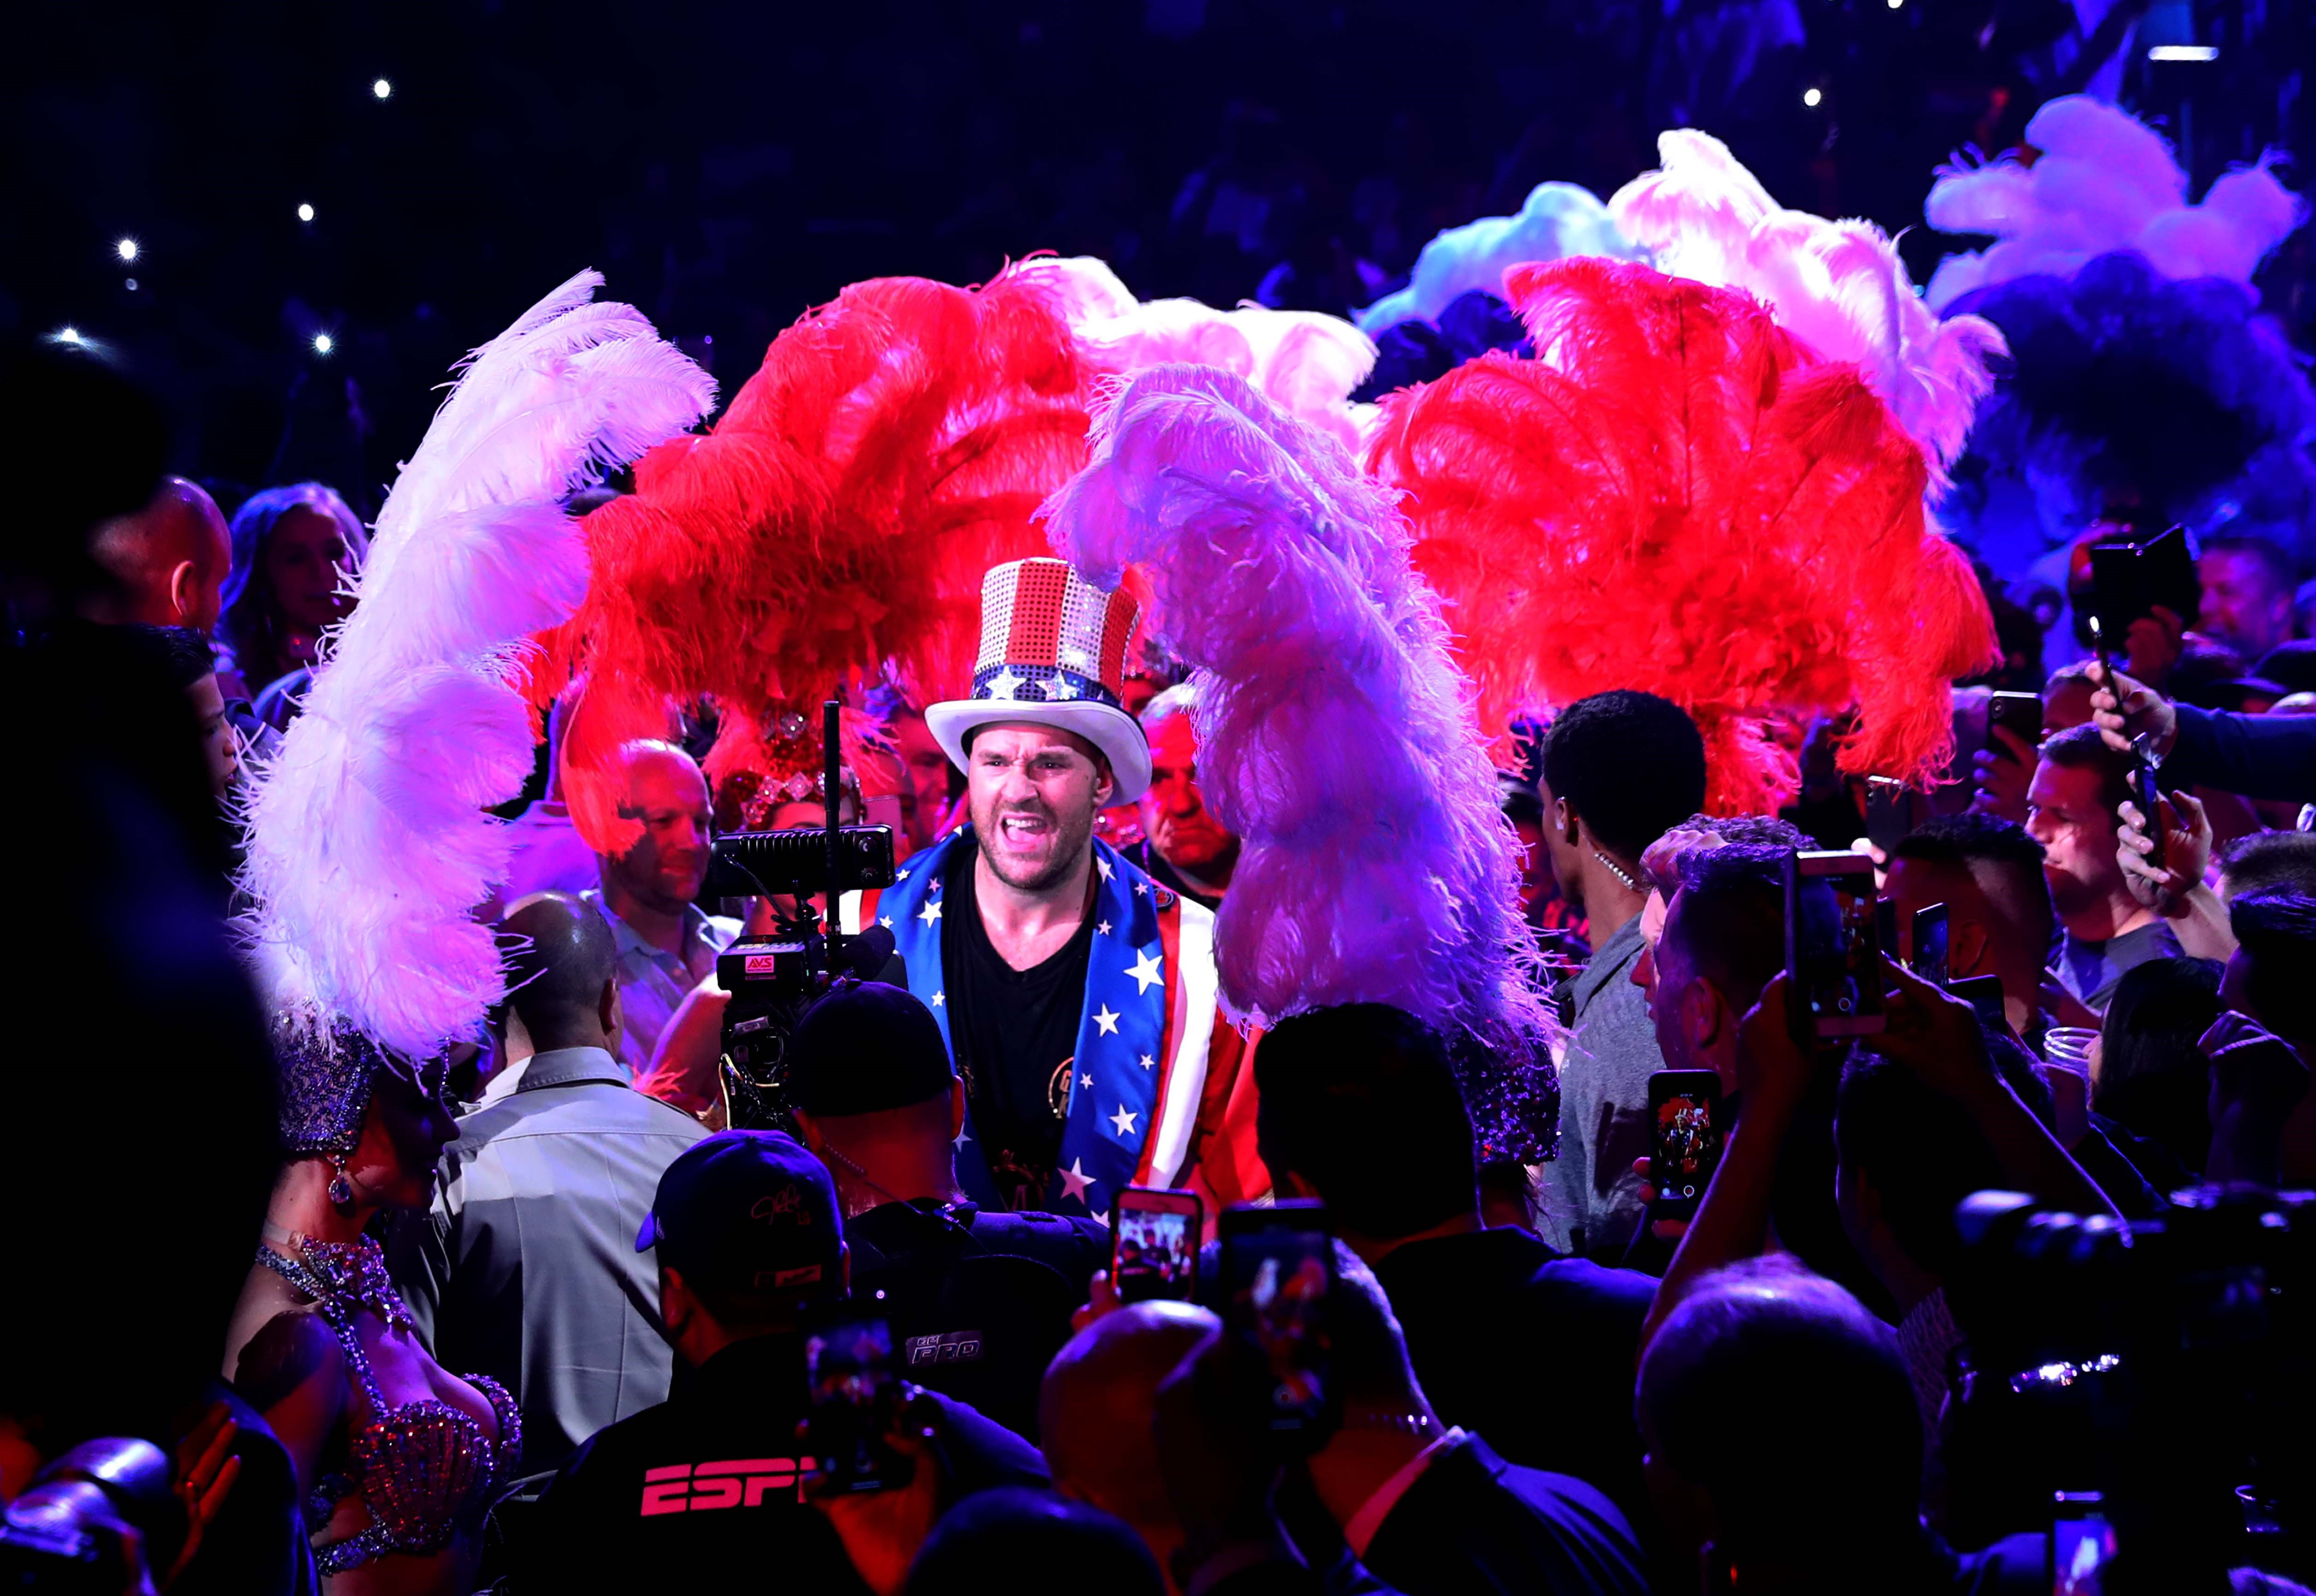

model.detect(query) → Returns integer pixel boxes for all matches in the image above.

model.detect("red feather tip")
[1367,257,1995,813]
[542,267,1102,854]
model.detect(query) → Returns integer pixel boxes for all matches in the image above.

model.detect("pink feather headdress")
[238,272,715,1057]
[1609,128,2007,481]
[1042,362,1546,1055]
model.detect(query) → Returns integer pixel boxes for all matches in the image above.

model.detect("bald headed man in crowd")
[390,891,710,1485]
[1041,1301,1219,1590]
[582,739,740,1068]
[79,476,233,634]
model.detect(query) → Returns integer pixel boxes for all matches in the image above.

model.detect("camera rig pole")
[822,698,845,966]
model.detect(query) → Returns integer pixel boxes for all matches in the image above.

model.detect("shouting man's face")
[967,723,1112,893]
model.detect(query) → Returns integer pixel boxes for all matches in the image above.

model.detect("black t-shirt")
[523,1331,1046,1595]
[940,849,1095,1212]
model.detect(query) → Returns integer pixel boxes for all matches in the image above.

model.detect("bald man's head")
[84,478,232,633]
[502,891,621,1054]
[599,739,714,915]
[1040,1301,1217,1546]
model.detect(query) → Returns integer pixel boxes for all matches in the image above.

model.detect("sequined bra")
[254,1237,521,1575]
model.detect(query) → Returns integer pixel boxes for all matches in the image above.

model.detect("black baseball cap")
[635,1130,843,1297]
[787,980,955,1117]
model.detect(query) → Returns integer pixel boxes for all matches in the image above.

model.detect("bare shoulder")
[233,1307,343,1405]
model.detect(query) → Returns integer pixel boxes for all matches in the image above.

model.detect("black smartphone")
[1864,777,1919,859]
[1112,1186,1203,1304]
[1988,691,2043,759]
[1948,973,2009,1034]
[1911,903,1950,986]
[1875,897,1900,964]
[802,1307,910,1493]
[1647,1069,1724,1222]
[2089,523,2201,640]
[2050,1491,2118,1595]
[2129,734,2166,871]
[1785,850,1886,1039]
[1218,1200,1338,1448]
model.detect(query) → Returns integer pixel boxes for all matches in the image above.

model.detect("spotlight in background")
[2146,43,2218,59]
[313,332,335,355]
[372,77,393,99]
[297,202,315,223]
[1803,86,1823,107]
[115,237,139,262]
[55,327,83,345]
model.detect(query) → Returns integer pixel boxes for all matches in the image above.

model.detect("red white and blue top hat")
[924,558,1152,803]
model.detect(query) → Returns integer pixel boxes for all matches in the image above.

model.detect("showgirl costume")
[259,1033,519,1576]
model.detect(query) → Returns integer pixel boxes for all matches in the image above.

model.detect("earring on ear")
[328,1156,355,1206]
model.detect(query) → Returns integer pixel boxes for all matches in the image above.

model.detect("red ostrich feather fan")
[1367,257,1995,813]
[538,268,1099,853]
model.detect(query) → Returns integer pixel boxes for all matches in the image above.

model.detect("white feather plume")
[1610,128,2007,478]
[1042,362,1547,1053]
[238,271,716,1058]
[1354,180,1642,332]
[1021,256,1381,460]
[1924,95,2307,308]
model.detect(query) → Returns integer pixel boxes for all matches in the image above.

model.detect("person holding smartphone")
[525,1131,1045,1595]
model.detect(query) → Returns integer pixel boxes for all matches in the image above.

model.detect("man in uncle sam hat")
[873,558,1262,1220]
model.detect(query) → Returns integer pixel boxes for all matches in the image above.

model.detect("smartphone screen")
[1219,1201,1337,1448]
[802,1310,909,1493]
[2129,736,2166,870]
[1786,851,1886,1038]
[2051,1493,2117,1596]
[1648,1070,1723,1221]
[1113,1187,1202,1304]
[1911,903,1950,987]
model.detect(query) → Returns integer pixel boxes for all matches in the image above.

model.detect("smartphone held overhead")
[1648,1070,1724,1221]
[803,1307,911,1493]
[1219,1200,1338,1448]
[1112,1187,1201,1304]
[1785,850,1885,1038]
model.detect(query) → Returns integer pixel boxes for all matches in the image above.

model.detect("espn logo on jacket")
[638,1458,806,1515]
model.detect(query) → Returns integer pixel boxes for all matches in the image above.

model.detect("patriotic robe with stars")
[870,825,1260,1222]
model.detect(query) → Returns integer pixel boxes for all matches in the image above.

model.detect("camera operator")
[785,981,1108,1439]
[1251,1004,1657,1533]
[524,1130,1045,1595]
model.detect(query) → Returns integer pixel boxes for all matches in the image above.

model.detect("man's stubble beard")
[973,795,1097,895]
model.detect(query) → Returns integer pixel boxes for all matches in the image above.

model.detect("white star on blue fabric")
[1081,1072,1093,1090]
[879,915,893,929]
[931,991,946,1008]
[1124,949,1164,996]
[1097,920,1112,937]
[896,868,911,882]
[986,667,1023,700]
[1055,678,1080,700]
[1093,1004,1121,1036]
[1059,1159,1096,1204]
[1140,1053,1157,1071]
[1097,858,1114,882]
[918,898,942,926]
[953,1126,972,1149]
[1110,1104,1139,1138]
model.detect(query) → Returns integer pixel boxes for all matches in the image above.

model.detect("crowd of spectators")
[12,332,2316,1596]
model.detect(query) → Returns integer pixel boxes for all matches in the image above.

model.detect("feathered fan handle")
[1044,361,1548,1053]
[238,274,715,1058]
